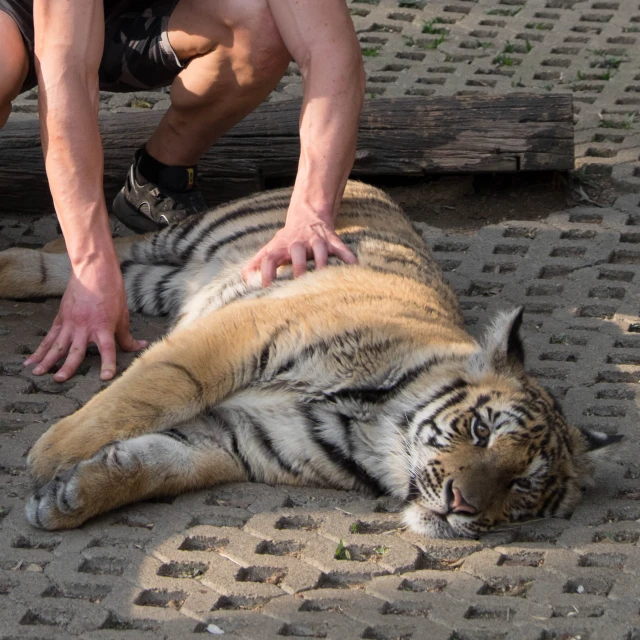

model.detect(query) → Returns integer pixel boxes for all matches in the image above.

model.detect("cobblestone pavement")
[341,0,640,190]
[0,192,639,639]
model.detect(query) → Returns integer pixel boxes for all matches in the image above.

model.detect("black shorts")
[0,0,184,93]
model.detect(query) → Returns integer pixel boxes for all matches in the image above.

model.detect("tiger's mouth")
[402,502,478,539]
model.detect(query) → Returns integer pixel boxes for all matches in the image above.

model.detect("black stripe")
[326,358,443,407]
[255,321,294,377]
[405,378,468,425]
[172,213,206,253]
[514,404,535,422]
[548,484,567,516]
[244,413,299,478]
[149,230,163,263]
[208,409,256,481]
[120,259,135,276]
[39,253,47,285]
[154,267,182,316]
[180,198,289,262]
[557,426,574,456]
[158,361,204,398]
[336,412,355,457]
[299,403,386,496]
[130,266,146,311]
[33,502,43,528]
[339,229,431,260]
[343,195,403,214]
[537,484,559,517]
[162,428,191,445]
[503,410,527,429]
[414,389,469,442]
[204,222,284,261]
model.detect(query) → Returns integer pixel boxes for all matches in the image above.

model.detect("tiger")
[0,180,621,539]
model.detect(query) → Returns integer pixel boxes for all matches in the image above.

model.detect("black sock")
[135,146,197,192]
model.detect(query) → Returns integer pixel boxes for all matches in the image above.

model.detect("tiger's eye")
[472,419,490,440]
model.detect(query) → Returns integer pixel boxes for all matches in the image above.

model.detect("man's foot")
[112,148,207,233]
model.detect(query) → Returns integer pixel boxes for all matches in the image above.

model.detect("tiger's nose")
[449,485,477,515]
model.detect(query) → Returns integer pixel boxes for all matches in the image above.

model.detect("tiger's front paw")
[25,465,87,530]
[27,416,95,488]
[26,440,139,530]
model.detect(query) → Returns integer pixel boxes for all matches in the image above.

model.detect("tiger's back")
[117,180,463,330]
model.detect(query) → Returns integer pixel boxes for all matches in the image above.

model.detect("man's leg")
[147,0,291,167]
[0,10,29,128]
[111,0,291,232]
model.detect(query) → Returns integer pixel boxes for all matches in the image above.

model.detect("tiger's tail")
[0,247,71,299]
[0,234,187,316]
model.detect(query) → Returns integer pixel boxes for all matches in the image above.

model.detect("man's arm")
[25,0,145,381]
[242,0,365,286]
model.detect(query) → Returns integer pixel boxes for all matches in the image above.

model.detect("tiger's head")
[402,308,622,539]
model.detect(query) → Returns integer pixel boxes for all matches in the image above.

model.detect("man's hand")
[247,0,364,288]
[24,258,147,382]
[242,214,356,287]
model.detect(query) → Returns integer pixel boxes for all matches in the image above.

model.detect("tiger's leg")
[0,234,152,299]
[41,233,150,256]
[27,296,296,486]
[26,426,246,530]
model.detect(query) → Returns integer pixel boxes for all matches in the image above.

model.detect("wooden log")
[0,94,574,215]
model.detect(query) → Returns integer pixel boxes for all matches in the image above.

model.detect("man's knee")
[191,0,290,88]
[0,102,11,129]
[229,0,291,86]
[0,12,30,122]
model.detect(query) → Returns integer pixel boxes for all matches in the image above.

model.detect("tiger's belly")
[202,390,388,495]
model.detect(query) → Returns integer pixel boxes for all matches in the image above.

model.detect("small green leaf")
[335,539,352,560]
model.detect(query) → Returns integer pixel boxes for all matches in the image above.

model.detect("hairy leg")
[0,11,29,128]
[146,0,291,165]
[26,425,246,529]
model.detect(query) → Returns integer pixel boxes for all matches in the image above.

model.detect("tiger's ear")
[468,307,525,375]
[582,429,624,461]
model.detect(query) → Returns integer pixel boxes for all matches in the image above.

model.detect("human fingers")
[54,334,89,382]
[290,242,308,279]
[242,247,268,282]
[117,331,148,353]
[311,239,329,270]
[261,252,280,288]
[32,328,73,375]
[115,311,148,353]
[95,330,118,381]
[24,322,62,367]
[327,235,358,265]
